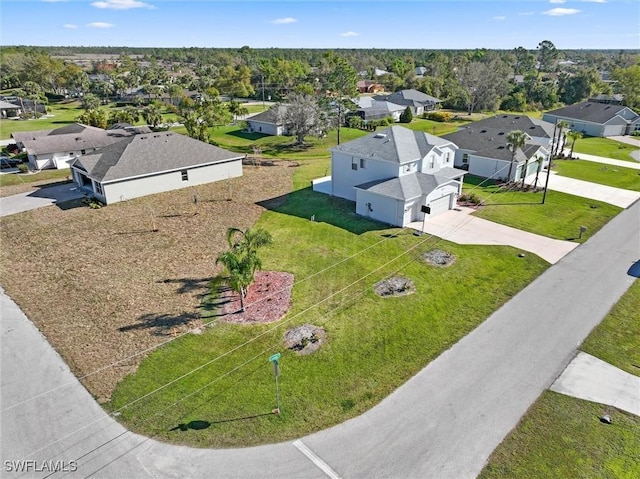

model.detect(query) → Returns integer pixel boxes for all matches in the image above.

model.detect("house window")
[95,182,103,195]
[462,153,469,164]
[352,158,358,170]
[81,149,86,155]
[446,152,451,163]
[181,170,189,181]
[429,157,435,169]
[360,158,366,169]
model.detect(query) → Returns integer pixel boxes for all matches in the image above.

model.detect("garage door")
[426,194,452,217]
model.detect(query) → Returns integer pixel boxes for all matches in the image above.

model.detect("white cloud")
[87,22,115,28]
[549,0,566,4]
[493,16,506,21]
[91,0,153,10]
[542,8,581,16]
[518,11,536,16]
[63,24,79,29]
[42,0,68,3]
[580,0,606,3]
[340,31,359,37]
[270,17,297,24]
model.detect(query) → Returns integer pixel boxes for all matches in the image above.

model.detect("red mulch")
[218,271,294,324]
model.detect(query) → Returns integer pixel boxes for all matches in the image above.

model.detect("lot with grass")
[479,280,640,479]
[463,175,622,243]
[553,159,640,191]
[101,159,550,448]
[0,169,72,197]
[571,137,639,163]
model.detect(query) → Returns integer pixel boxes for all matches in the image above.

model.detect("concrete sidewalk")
[538,171,640,208]
[408,206,578,264]
[551,352,640,416]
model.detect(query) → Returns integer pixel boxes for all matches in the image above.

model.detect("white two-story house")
[327,126,466,227]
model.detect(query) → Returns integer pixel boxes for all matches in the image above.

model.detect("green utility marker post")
[269,353,281,414]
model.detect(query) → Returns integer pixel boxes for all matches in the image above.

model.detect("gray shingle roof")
[72,131,243,183]
[0,100,21,109]
[247,105,286,124]
[385,89,441,106]
[545,101,639,124]
[332,126,454,164]
[355,172,454,201]
[466,114,554,139]
[442,127,542,162]
[12,123,150,155]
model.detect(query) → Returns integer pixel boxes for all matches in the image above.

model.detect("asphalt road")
[1,200,638,479]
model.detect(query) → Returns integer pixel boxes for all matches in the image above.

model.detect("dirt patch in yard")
[0,163,295,402]
[373,276,416,297]
[423,249,457,267]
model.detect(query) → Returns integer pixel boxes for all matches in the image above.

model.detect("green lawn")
[0,169,70,189]
[0,101,84,139]
[480,280,640,479]
[463,175,622,243]
[581,280,640,376]
[207,126,369,160]
[553,159,640,191]
[572,137,639,162]
[404,118,464,136]
[107,161,549,448]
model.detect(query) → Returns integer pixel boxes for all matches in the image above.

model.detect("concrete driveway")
[539,171,640,208]
[0,183,86,217]
[408,206,578,264]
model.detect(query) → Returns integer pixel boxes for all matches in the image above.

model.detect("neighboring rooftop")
[545,101,639,124]
[72,131,243,183]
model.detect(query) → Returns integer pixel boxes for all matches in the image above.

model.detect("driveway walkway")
[1,202,638,479]
[551,352,640,417]
[408,206,578,264]
[0,183,85,217]
[537,171,640,208]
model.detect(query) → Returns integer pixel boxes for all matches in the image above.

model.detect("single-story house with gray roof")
[317,125,466,227]
[12,123,151,170]
[543,101,640,137]
[70,131,243,204]
[246,105,288,136]
[443,114,552,182]
[0,100,21,118]
[376,89,441,115]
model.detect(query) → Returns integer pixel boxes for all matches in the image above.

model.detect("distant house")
[0,100,21,118]
[322,125,466,227]
[376,89,441,115]
[356,80,384,94]
[246,106,288,136]
[70,131,243,205]
[443,114,553,182]
[352,96,405,122]
[415,66,428,77]
[543,101,640,137]
[12,123,151,171]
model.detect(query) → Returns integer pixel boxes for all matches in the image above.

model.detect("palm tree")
[553,120,570,158]
[506,130,527,183]
[226,227,273,278]
[520,154,531,190]
[566,130,583,159]
[533,155,545,189]
[214,251,254,312]
[214,227,273,312]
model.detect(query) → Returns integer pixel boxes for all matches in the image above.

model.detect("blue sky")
[1,0,638,49]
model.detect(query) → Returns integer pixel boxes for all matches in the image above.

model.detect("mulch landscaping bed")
[0,163,295,402]
[216,271,294,324]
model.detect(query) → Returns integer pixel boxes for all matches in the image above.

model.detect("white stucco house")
[12,123,150,171]
[543,101,640,137]
[246,105,288,136]
[376,89,442,116]
[69,131,243,205]
[443,115,553,182]
[323,126,466,227]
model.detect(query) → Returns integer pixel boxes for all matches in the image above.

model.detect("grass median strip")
[553,159,640,192]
